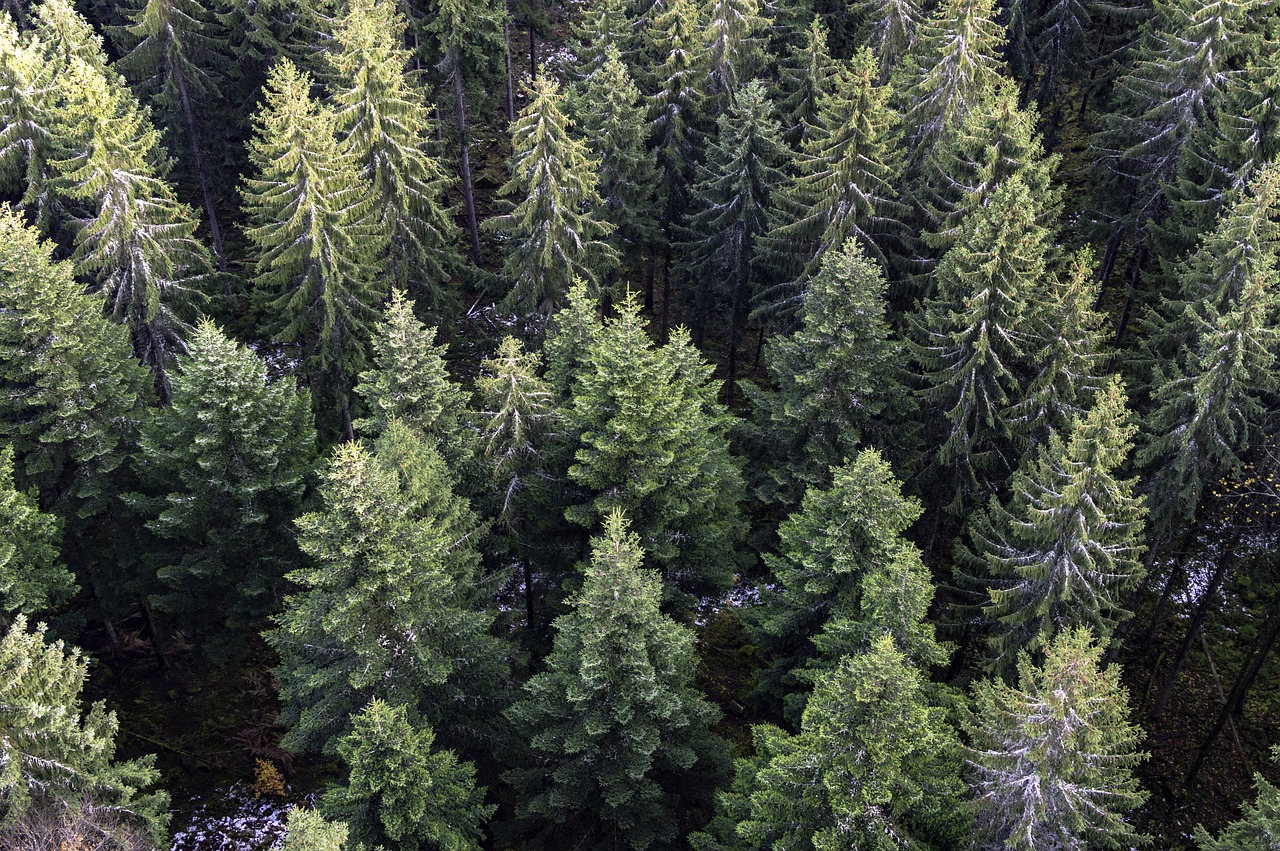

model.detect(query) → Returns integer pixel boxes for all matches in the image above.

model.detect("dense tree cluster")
[0,0,1279,847]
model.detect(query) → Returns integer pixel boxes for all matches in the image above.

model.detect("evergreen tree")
[966,628,1148,850]
[1195,749,1280,850]
[564,293,746,605]
[574,46,659,284]
[0,616,169,846]
[746,238,911,507]
[125,319,316,658]
[269,429,507,757]
[678,80,788,392]
[281,808,349,851]
[505,510,729,850]
[850,0,923,82]
[486,74,618,323]
[911,176,1050,515]
[0,445,75,621]
[709,638,966,850]
[897,0,1006,169]
[758,48,901,311]
[964,379,1148,669]
[243,59,385,438]
[329,0,462,305]
[1027,0,1102,120]
[701,0,765,111]
[773,16,836,146]
[0,14,61,231]
[568,0,628,81]
[322,699,493,851]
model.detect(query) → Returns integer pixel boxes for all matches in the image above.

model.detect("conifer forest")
[5,0,1280,846]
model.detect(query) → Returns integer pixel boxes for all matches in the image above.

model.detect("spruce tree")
[911,176,1050,515]
[0,446,75,621]
[125,319,316,658]
[281,808,349,851]
[329,0,462,305]
[701,0,766,111]
[564,293,746,605]
[0,15,60,231]
[0,616,169,846]
[966,628,1148,850]
[678,80,788,391]
[568,0,628,81]
[505,510,729,850]
[322,699,493,851]
[850,0,923,82]
[1195,750,1280,850]
[746,238,911,507]
[486,74,618,323]
[964,379,1148,669]
[774,16,837,146]
[242,58,385,438]
[269,428,507,757]
[758,48,901,309]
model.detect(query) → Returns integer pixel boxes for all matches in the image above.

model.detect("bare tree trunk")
[1150,548,1236,719]
[529,28,537,80]
[173,65,227,280]
[503,15,516,123]
[451,55,484,266]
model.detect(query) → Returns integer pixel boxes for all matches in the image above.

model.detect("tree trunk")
[451,56,484,266]
[503,16,516,123]
[529,28,537,80]
[1094,227,1124,308]
[660,241,672,342]
[139,595,169,671]
[173,65,227,280]
[1150,549,1236,719]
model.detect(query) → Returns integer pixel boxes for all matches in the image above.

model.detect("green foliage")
[569,0,628,80]
[850,0,923,81]
[125,319,315,657]
[0,445,75,620]
[505,510,729,850]
[646,0,707,239]
[774,17,837,146]
[281,807,349,851]
[243,58,385,431]
[702,0,766,110]
[323,699,493,851]
[113,0,220,120]
[1195,748,1280,849]
[746,238,912,507]
[486,74,618,322]
[966,628,1148,850]
[703,638,966,850]
[0,616,169,846]
[329,0,462,305]
[269,429,507,756]
[477,335,555,523]
[563,293,746,606]
[963,379,1148,669]
[0,14,61,231]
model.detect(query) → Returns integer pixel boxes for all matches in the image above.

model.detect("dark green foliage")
[563,293,746,606]
[0,617,169,846]
[505,510,730,850]
[702,0,766,111]
[1195,749,1280,849]
[323,699,493,851]
[125,319,315,658]
[773,17,836,146]
[966,628,1148,850]
[850,0,923,82]
[0,445,74,620]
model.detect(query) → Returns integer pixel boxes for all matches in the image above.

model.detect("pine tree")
[505,510,729,850]
[1195,749,1280,850]
[715,638,966,850]
[911,176,1050,515]
[242,59,385,438]
[964,379,1148,669]
[0,616,169,846]
[757,48,902,311]
[702,0,765,112]
[850,0,923,82]
[746,238,911,507]
[269,428,507,757]
[486,74,618,323]
[774,16,837,146]
[966,628,1148,850]
[897,0,1006,169]
[329,0,462,305]
[564,293,746,606]
[678,80,788,392]
[322,699,493,851]
[125,319,315,658]
[574,45,660,283]
[0,446,75,621]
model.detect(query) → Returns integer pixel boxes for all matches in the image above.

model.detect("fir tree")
[701,0,766,111]
[774,16,837,146]
[0,616,169,845]
[0,445,75,621]
[269,429,507,757]
[322,699,493,851]
[758,48,902,311]
[126,319,316,658]
[678,80,788,392]
[568,0,628,82]
[966,628,1148,850]
[564,293,746,606]
[242,59,385,438]
[486,74,618,323]
[850,0,923,82]
[964,379,1148,669]
[746,238,911,507]
[329,0,462,305]
[505,510,730,850]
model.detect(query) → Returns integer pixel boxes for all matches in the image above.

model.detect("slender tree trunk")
[139,595,169,671]
[1229,601,1280,715]
[503,16,516,123]
[529,28,537,80]
[1150,549,1236,719]
[451,56,484,266]
[1095,227,1124,307]
[1186,620,1271,791]
[660,241,672,342]
[173,65,227,279]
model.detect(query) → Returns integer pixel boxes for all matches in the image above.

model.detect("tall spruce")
[774,16,837,145]
[966,628,1148,850]
[850,0,923,82]
[504,510,730,850]
[242,59,385,439]
[701,0,766,112]
[486,74,618,323]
